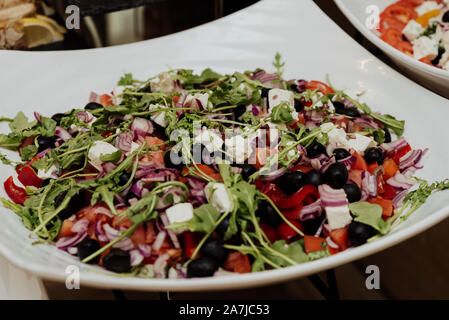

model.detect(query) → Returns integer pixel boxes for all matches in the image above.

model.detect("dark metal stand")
[307,269,340,300]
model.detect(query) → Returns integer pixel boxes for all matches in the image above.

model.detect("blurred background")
[1,0,449,300]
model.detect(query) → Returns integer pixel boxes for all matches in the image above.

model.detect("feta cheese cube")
[166,203,194,224]
[149,104,169,128]
[205,183,233,213]
[224,134,254,163]
[113,86,125,105]
[325,205,353,230]
[402,20,424,42]
[184,93,211,110]
[37,165,60,180]
[194,127,224,152]
[413,36,439,60]
[88,141,119,171]
[150,72,176,93]
[268,89,294,113]
[415,1,442,16]
[345,134,377,154]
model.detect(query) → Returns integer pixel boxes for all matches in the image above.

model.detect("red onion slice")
[115,132,133,152]
[131,118,154,139]
[392,190,408,209]
[71,218,89,234]
[56,231,87,250]
[361,171,378,198]
[36,148,52,158]
[130,249,144,267]
[137,243,152,257]
[152,231,167,251]
[318,184,348,207]
[113,237,135,251]
[380,137,408,154]
[55,126,72,141]
[160,212,181,249]
[154,253,170,279]
[387,172,415,190]
[326,236,339,249]
[300,199,323,221]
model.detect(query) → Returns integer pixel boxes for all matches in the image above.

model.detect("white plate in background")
[334,0,449,98]
[0,0,448,292]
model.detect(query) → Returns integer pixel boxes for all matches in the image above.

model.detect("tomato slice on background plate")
[4,176,28,204]
[305,81,335,95]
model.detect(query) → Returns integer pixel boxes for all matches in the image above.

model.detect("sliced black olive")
[278,171,308,194]
[324,163,348,189]
[348,221,377,246]
[432,46,445,65]
[216,217,230,239]
[306,141,327,158]
[77,239,101,264]
[307,170,325,186]
[303,218,324,235]
[294,99,303,112]
[51,113,66,125]
[261,88,269,99]
[37,136,57,152]
[443,11,449,23]
[343,107,361,118]
[40,179,51,188]
[164,149,184,171]
[256,200,282,228]
[84,102,103,110]
[364,147,384,165]
[54,191,85,220]
[333,148,351,160]
[233,105,247,121]
[383,128,392,143]
[118,171,131,186]
[200,239,229,265]
[239,164,257,181]
[343,183,362,203]
[187,257,219,278]
[333,101,345,114]
[102,248,131,273]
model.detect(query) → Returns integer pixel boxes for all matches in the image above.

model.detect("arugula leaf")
[38,116,57,137]
[0,132,24,150]
[118,73,134,86]
[176,69,222,89]
[265,240,308,267]
[271,102,293,123]
[168,204,221,233]
[0,198,23,215]
[100,150,122,163]
[273,52,285,78]
[20,144,38,161]
[238,111,259,125]
[9,112,37,133]
[349,201,388,234]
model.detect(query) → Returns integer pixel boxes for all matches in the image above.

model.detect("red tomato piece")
[224,252,251,274]
[368,197,394,217]
[330,227,350,251]
[4,176,28,204]
[306,81,335,95]
[304,235,327,254]
[277,220,304,241]
[16,165,42,188]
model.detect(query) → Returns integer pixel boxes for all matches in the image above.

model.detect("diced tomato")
[419,57,433,65]
[16,165,42,188]
[330,227,349,251]
[277,220,304,241]
[395,41,413,55]
[391,144,412,164]
[382,158,399,180]
[352,151,368,171]
[4,176,28,204]
[348,169,363,189]
[78,205,110,223]
[182,231,197,259]
[259,222,278,243]
[277,185,319,210]
[380,28,403,46]
[282,205,303,220]
[112,215,134,229]
[381,184,398,200]
[100,94,112,107]
[369,197,394,217]
[379,16,407,33]
[367,162,378,174]
[380,3,417,22]
[58,219,76,239]
[145,136,166,151]
[335,117,349,130]
[130,224,147,246]
[377,176,386,194]
[306,81,335,95]
[255,148,277,169]
[145,220,157,244]
[172,95,180,103]
[223,252,251,274]
[304,235,327,254]
[181,164,222,181]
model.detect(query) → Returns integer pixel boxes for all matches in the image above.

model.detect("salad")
[378,0,449,70]
[0,54,448,279]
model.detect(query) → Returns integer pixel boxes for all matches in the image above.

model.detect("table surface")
[2,0,449,300]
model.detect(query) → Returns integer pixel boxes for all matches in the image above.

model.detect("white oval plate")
[0,0,448,292]
[334,0,449,99]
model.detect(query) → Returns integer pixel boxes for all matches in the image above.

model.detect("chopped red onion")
[36,148,52,158]
[131,118,154,139]
[93,206,113,217]
[387,172,415,190]
[115,132,133,152]
[399,149,427,171]
[314,220,325,237]
[251,70,279,84]
[353,117,379,129]
[71,218,89,234]
[55,126,72,141]
[89,92,100,103]
[322,223,331,237]
[380,137,408,154]
[154,253,170,279]
[67,247,78,255]
[34,112,41,123]
[300,199,323,221]
[113,237,135,251]
[319,156,336,173]
[130,249,144,266]
[337,155,356,171]
[160,212,181,249]
[318,184,348,207]
[56,231,87,250]
[95,220,105,238]
[261,167,286,181]
[326,236,339,249]
[392,190,408,208]
[137,243,152,257]
[361,171,378,198]
[131,180,146,198]
[168,267,179,279]
[77,111,94,124]
[152,231,167,251]
[103,223,121,241]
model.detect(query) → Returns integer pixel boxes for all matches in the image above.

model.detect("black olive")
[278,171,308,194]
[307,170,325,186]
[77,239,101,264]
[343,107,361,118]
[102,248,131,273]
[37,136,57,152]
[84,102,103,110]
[294,99,303,112]
[348,221,377,246]
[261,88,269,99]
[333,148,351,160]
[383,128,392,143]
[333,101,345,114]
[118,171,131,186]
[256,200,282,228]
[324,163,348,189]
[306,141,327,158]
[216,217,230,238]
[40,179,51,188]
[233,105,247,121]
[54,191,85,220]
[164,149,184,171]
[303,218,324,235]
[187,257,219,278]
[343,183,362,203]
[240,164,257,181]
[200,239,229,265]
[364,147,384,165]
[432,46,445,65]
[443,11,449,23]
[51,113,66,125]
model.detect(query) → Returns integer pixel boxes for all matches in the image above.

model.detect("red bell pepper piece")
[4,176,28,204]
[223,252,251,274]
[282,205,303,220]
[392,144,412,165]
[182,231,197,259]
[380,184,398,200]
[277,185,319,210]
[16,165,42,188]
[277,220,304,241]
[259,222,278,243]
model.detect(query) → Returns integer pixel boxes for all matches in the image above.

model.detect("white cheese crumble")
[88,141,119,171]
[166,203,194,224]
[325,205,353,230]
[205,182,233,213]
